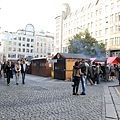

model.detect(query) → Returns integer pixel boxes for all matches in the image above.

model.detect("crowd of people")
[72,59,120,95]
[0,58,28,86]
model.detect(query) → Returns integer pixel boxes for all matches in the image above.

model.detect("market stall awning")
[107,57,120,64]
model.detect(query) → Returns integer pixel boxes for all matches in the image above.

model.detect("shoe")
[80,92,86,95]
[16,83,18,85]
[22,82,25,84]
[7,84,9,86]
[72,93,76,95]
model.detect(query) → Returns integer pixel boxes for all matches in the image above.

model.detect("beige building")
[34,31,54,58]
[55,0,120,57]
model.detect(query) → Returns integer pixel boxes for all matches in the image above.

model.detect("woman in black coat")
[5,61,13,86]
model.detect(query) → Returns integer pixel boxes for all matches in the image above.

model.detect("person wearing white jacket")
[14,61,21,85]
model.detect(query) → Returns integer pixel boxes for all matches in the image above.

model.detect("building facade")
[55,0,120,57]
[0,24,54,61]
[0,30,35,61]
[34,31,54,58]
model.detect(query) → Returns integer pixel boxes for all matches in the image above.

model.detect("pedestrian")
[117,63,120,85]
[5,61,13,86]
[0,61,3,78]
[21,58,27,84]
[87,61,94,85]
[2,61,7,80]
[72,61,83,95]
[14,60,21,85]
[110,64,115,81]
[79,59,88,95]
[94,63,101,84]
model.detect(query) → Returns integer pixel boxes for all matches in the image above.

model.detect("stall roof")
[53,53,89,59]
[107,57,120,64]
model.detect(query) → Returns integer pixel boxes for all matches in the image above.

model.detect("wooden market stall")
[52,53,89,80]
[30,57,53,77]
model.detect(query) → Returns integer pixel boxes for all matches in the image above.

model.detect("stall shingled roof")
[53,53,89,59]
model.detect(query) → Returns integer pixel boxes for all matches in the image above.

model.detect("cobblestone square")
[0,74,106,120]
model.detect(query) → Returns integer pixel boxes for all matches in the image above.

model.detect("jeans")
[81,75,86,94]
[21,72,26,83]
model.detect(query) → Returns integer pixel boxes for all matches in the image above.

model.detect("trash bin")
[51,70,54,78]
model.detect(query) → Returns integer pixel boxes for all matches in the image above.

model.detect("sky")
[0,0,94,33]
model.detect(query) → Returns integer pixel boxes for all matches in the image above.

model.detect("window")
[18,48,21,52]
[23,37,25,41]
[9,41,12,45]
[37,48,39,52]
[96,10,98,16]
[13,36,17,40]
[95,31,98,37]
[56,33,59,39]
[27,43,29,47]
[56,25,60,31]
[115,13,118,22]
[110,14,114,23]
[105,5,108,13]
[63,47,67,53]
[87,13,90,19]
[31,49,33,53]
[99,8,102,15]
[91,32,93,36]
[99,30,102,36]
[8,47,12,51]
[56,18,60,24]
[31,39,34,42]
[117,0,120,8]
[99,19,102,25]
[111,3,114,12]
[96,20,98,26]
[91,12,93,18]
[87,23,90,28]
[13,42,16,45]
[13,48,16,51]
[18,37,21,40]
[23,44,25,47]
[41,43,42,47]
[26,49,29,52]
[105,28,108,34]
[110,26,113,33]
[105,17,108,23]
[91,22,93,28]
[27,38,30,42]
[18,43,21,46]
[23,49,25,52]
[37,42,39,46]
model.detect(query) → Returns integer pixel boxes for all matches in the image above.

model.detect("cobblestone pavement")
[0,74,107,120]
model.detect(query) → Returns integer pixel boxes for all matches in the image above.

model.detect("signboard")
[48,59,57,63]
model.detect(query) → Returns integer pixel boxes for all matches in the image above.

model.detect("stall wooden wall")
[65,59,79,80]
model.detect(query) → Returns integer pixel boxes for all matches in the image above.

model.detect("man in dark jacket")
[21,59,27,84]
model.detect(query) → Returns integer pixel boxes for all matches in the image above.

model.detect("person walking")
[0,61,3,78]
[14,60,21,85]
[5,61,13,86]
[21,58,27,84]
[2,61,7,80]
[72,61,83,95]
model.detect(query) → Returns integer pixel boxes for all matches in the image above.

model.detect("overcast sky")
[0,0,94,33]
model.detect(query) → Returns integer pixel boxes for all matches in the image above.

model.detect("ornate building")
[55,0,120,57]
